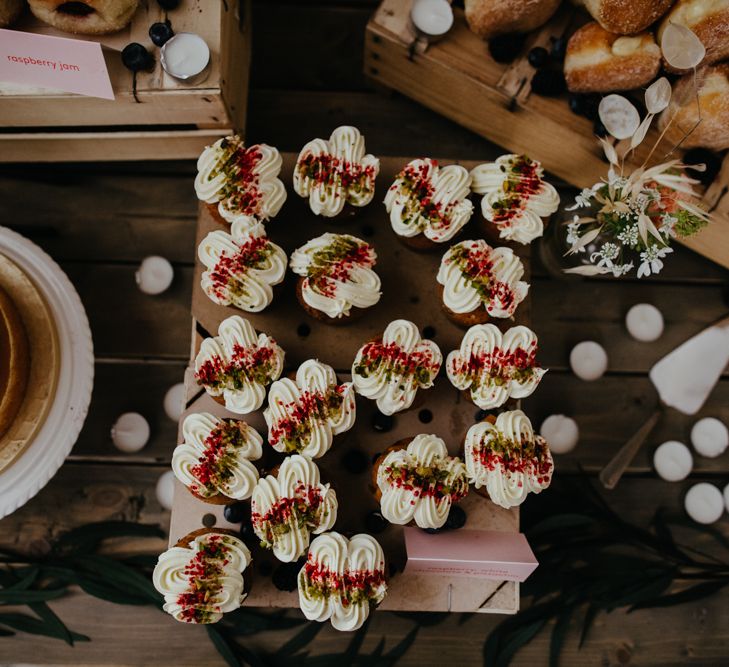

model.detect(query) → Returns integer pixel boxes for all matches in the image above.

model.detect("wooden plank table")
[1,1,728,665]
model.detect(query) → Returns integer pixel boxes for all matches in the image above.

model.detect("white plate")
[0,226,94,519]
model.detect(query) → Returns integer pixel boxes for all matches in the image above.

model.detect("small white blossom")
[637,245,673,278]
[600,242,620,260]
[617,225,639,247]
[610,262,634,277]
[661,213,678,238]
[567,187,596,211]
[590,242,621,271]
[566,220,586,253]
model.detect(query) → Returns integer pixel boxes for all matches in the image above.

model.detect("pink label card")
[0,28,114,99]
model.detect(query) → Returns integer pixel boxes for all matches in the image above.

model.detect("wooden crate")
[0,0,251,161]
[364,0,729,270]
[168,154,535,615]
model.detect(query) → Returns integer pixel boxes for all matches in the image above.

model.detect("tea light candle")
[111,412,150,453]
[155,470,175,511]
[135,256,174,295]
[540,414,579,454]
[569,341,608,381]
[160,32,210,83]
[724,483,729,513]
[163,382,185,422]
[653,440,693,481]
[626,304,664,342]
[691,417,729,458]
[410,0,454,38]
[684,483,724,524]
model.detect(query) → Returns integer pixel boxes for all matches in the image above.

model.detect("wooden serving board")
[169,154,532,614]
[364,0,729,270]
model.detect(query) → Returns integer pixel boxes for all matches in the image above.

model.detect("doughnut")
[572,0,675,35]
[28,0,139,35]
[464,0,561,39]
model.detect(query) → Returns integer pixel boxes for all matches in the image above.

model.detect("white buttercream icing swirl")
[298,532,387,632]
[351,319,442,416]
[376,434,468,529]
[289,233,381,319]
[384,158,474,243]
[436,240,529,318]
[172,412,262,501]
[464,410,554,509]
[194,315,284,414]
[293,126,379,217]
[447,324,546,409]
[470,154,559,244]
[198,221,287,313]
[153,532,251,624]
[251,455,338,563]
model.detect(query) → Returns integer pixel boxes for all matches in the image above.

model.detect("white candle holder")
[540,414,579,454]
[111,412,150,453]
[653,441,693,482]
[626,304,664,342]
[135,255,174,295]
[569,341,608,381]
[409,0,454,42]
[684,483,724,525]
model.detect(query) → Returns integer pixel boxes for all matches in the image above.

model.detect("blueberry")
[682,148,722,186]
[531,69,566,97]
[272,562,302,592]
[423,527,443,534]
[418,409,433,424]
[475,409,488,422]
[157,0,180,9]
[445,506,467,530]
[238,518,256,544]
[149,21,174,47]
[550,35,567,62]
[342,449,369,474]
[581,94,601,121]
[121,43,154,73]
[593,119,608,138]
[527,46,549,69]
[223,502,247,524]
[365,511,389,534]
[568,93,585,116]
[372,411,393,433]
[488,33,526,64]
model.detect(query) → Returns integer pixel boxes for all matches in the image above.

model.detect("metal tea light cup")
[160,32,211,86]
[409,0,454,43]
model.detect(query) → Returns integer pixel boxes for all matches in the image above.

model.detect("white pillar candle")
[540,414,579,454]
[163,382,186,422]
[160,32,210,83]
[111,412,150,453]
[410,0,454,38]
[626,304,664,342]
[155,470,176,511]
[135,255,174,295]
[653,440,693,481]
[691,417,729,458]
[569,341,608,381]
[684,483,724,524]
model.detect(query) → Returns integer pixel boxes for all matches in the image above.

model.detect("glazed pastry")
[251,455,338,562]
[198,220,287,313]
[464,410,554,509]
[464,0,561,38]
[437,240,529,327]
[153,529,251,624]
[446,324,546,410]
[384,158,474,249]
[28,0,139,34]
[351,320,442,416]
[172,413,262,504]
[298,532,387,631]
[289,233,381,323]
[264,359,356,458]
[195,136,286,227]
[571,0,675,35]
[373,434,469,530]
[0,285,29,439]
[194,315,284,415]
[659,64,729,150]
[564,22,661,93]
[659,0,729,71]
[0,0,24,27]
[470,154,559,245]
[293,126,379,218]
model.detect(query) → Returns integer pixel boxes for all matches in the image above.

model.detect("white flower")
[661,213,678,238]
[566,220,586,253]
[617,225,639,247]
[567,187,597,211]
[599,242,620,260]
[611,262,634,277]
[590,242,621,271]
[637,245,673,279]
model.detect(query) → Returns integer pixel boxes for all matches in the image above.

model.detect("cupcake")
[464,410,554,509]
[172,412,262,505]
[351,319,442,416]
[470,154,559,245]
[264,359,356,457]
[298,532,387,631]
[373,434,469,530]
[289,233,381,324]
[385,158,474,250]
[194,315,284,414]
[251,455,338,562]
[436,240,529,327]
[194,135,287,227]
[446,324,546,410]
[198,220,287,313]
[293,126,379,218]
[153,529,252,624]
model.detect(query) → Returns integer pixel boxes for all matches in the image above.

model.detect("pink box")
[404,528,538,583]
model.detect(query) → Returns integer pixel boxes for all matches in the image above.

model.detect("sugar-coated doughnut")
[464,0,561,39]
[572,0,675,35]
